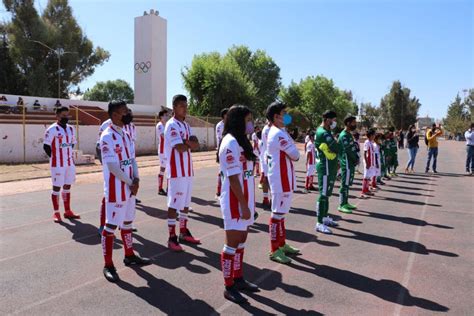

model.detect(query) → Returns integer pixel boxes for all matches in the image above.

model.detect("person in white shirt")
[251,126,261,176]
[43,107,80,223]
[156,109,170,195]
[97,118,112,234]
[260,121,272,209]
[164,95,201,251]
[99,101,151,283]
[465,123,474,175]
[266,102,300,264]
[217,105,260,304]
[361,129,377,198]
[215,108,228,198]
[305,132,317,192]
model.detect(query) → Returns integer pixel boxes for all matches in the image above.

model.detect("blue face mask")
[245,121,254,135]
[283,113,292,126]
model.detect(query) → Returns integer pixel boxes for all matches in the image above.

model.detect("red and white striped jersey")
[218,134,255,220]
[96,119,112,144]
[164,117,194,178]
[260,123,271,164]
[44,123,77,168]
[251,132,260,156]
[123,123,137,143]
[100,125,136,203]
[216,120,225,146]
[156,122,165,155]
[306,140,316,166]
[363,140,376,168]
[267,126,300,193]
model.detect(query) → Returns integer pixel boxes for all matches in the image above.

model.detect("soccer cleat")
[316,223,333,234]
[323,216,339,227]
[98,226,104,236]
[365,191,374,196]
[179,229,201,244]
[64,210,80,219]
[346,203,357,210]
[123,255,152,266]
[168,236,184,252]
[234,277,260,292]
[53,212,62,223]
[433,170,438,174]
[359,193,368,199]
[258,183,263,190]
[338,205,353,214]
[302,189,309,194]
[224,284,248,304]
[377,180,386,185]
[132,226,138,232]
[214,193,220,200]
[135,198,142,204]
[308,185,317,191]
[270,248,292,264]
[158,189,167,196]
[103,266,120,283]
[280,243,301,255]
[254,211,259,221]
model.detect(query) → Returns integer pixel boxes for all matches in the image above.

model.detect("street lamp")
[29,39,77,98]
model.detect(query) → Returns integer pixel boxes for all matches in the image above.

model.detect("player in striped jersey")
[305,131,317,192]
[251,126,261,176]
[259,121,272,209]
[122,110,142,204]
[156,109,169,196]
[218,105,260,304]
[97,118,112,234]
[164,95,201,251]
[100,101,151,282]
[266,102,301,264]
[361,129,377,198]
[43,107,80,222]
[215,108,228,199]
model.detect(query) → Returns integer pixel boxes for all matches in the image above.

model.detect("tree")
[443,94,471,134]
[83,79,134,103]
[379,81,421,130]
[182,45,280,117]
[279,75,357,127]
[359,102,381,129]
[1,0,110,98]
[0,25,26,95]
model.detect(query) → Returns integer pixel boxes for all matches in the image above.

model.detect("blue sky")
[1,0,473,119]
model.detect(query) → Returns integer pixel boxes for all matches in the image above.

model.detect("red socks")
[51,191,60,212]
[216,173,222,195]
[100,197,106,227]
[179,213,188,234]
[371,176,377,188]
[101,229,115,267]
[120,227,134,257]
[221,245,236,286]
[168,218,177,238]
[233,244,245,279]
[279,218,286,248]
[270,216,282,252]
[158,173,164,190]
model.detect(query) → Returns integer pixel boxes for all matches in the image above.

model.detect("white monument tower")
[134,9,167,109]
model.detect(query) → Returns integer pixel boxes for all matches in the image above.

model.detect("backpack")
[424,131,429,146]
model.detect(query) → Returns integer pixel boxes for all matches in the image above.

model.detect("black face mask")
[349,124,357,131]
[121,113,133,125]
[59,117,69,126]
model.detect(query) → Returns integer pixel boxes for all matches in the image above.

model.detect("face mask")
[283,113,292,126]
[121,113,133,125]
[411,129,415,132]
[350,124,357,131]
[330,121,337,130]
[59,117,69,125]
[245,121,254,135]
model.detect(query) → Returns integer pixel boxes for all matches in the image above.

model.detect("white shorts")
[158,154,167,168]
[363,166,376,179]
[306,164,315,177]
[51,166,76,187]
[261,161,268,175]
[167,177,193,211]
[106,196,136,227]
[271,192,293,214]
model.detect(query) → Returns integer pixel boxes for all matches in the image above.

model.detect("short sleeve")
[219,139,241,177]
[165,122,183,148]
[70,126,77,144]
[44,126,55,146]
[101,134,118,164]
[363,141,369,151]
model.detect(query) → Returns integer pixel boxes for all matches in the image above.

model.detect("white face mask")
[330,121,337,130]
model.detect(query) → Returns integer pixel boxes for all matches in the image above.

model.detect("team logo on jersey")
[102,145,110,154]
[239,154,246,163]
[226,149,235,163]
[326,135,333,141]
[170,128,178,137]
[114,144,122,154]
[279,136,288,147]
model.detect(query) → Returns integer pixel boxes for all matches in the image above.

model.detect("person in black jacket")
[405,124,419,173]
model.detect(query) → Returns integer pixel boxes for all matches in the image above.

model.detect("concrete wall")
[0,124,216,163]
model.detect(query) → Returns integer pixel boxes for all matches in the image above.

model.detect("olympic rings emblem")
[134,61,152,73]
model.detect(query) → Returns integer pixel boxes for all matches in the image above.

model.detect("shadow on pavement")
[353,210,453,229]
[332,227,458,257]
[289,256,449,312]
[60,219,101,246]
[370,196,442,207]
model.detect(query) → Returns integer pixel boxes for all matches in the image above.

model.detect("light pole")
[29,40,77,98]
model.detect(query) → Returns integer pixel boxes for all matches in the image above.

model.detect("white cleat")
[323,216,339,227]
[316,223,333,234]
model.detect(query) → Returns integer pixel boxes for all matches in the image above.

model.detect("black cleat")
[224,284,248,304]
[123,255,152,266]
[135,198,142,204]
[234,277,260,292]
[158,189,167,196]
[254,211,259,221]
[132,227,138,232]
[103,266,120,283]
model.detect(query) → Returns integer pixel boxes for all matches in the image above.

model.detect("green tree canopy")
[1,0,110,97]
[359,102,381,129]
[83,79,134,103]
[379,81,421,130]
[443,93,472,134]
[181,45,281,117]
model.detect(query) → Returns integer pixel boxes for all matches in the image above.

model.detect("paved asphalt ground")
[1,140,473,315]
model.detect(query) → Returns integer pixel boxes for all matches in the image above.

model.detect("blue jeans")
[426,147,438,172]
[406,147,418,170]
[467,145,474,172]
